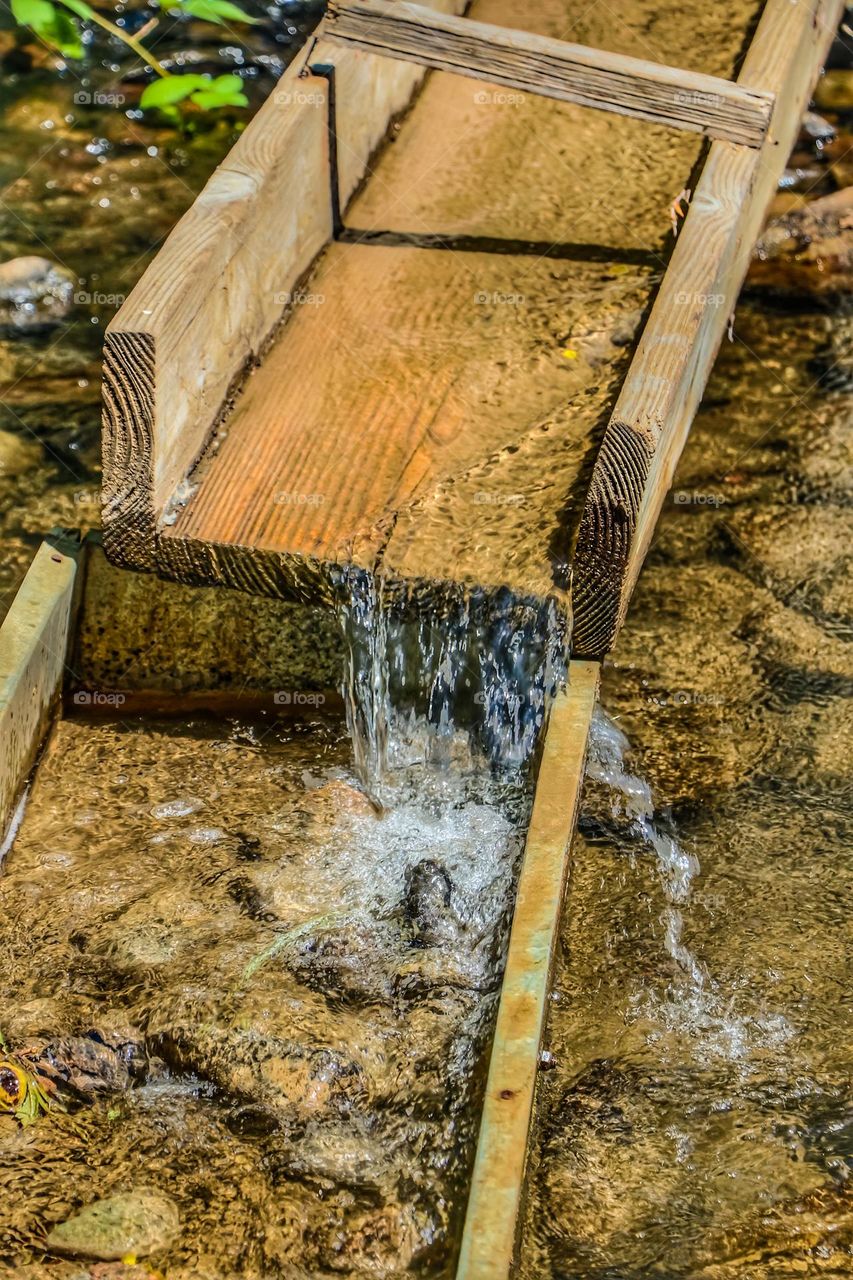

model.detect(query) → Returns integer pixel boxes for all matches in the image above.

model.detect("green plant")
[10,0,257,112]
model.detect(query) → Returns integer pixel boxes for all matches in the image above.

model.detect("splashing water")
[585,706,705,989]
[339,570,391,785]
[584,707,794,1061]
[336,569,569,795]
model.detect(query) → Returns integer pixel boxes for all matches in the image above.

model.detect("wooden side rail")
[101,1,465,573]
[0,533,81,839]
[324,0,775,147]
[571,0,844,660]
[456,662,600,1279]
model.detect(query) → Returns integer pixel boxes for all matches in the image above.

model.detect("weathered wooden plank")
[325,0,774,147]
[102,73,332,571]
[160,241,645,608]
[0,534,80,839]
[571,0,845,659]
[160,0,757,610]
[101,0,464,573]
[456,660,600,1280]
[102,0,785,629]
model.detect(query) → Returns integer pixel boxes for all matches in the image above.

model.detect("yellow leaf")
[562,348,578,360]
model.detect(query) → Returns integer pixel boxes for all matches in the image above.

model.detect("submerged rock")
[287,1127,391,1192]
[404,859,464,947]
[155,1027,365,1123]
[687,1183,853,1279]
[823,131,853,189]
[807,309,853,392]
[813,68,853,113]
[46,1189,180,1261]
[0,256,76,331]
[798,110,836,146]
[285,917,399,1004]
[0,428,41,478]
[749,186,853,298]
[394,950,492,997]
[24,1029,147,1102]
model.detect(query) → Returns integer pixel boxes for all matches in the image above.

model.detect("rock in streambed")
[0,256,76,331]
[46,1189,180,1261]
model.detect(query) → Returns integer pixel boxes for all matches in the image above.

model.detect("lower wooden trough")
[0,529,598,1277]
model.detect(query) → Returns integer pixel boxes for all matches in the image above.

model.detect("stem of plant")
[58,1,171,77]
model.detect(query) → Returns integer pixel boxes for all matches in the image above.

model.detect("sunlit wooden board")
[0,533,80,838]
[101,0,834,650]
[152,0,748,614]
[572,0,845,657]
[456,659,600,1279]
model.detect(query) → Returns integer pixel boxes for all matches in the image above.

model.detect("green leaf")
[190,73,248,109]
[11,0,84,57]
[191,87,249,108]
[176,0,258,22]
[202,0,256,20]
[52,8,83,54]
[139,73,209,109]
[10,0,55,26]
[57,0,95,18]
[211,72,247,95]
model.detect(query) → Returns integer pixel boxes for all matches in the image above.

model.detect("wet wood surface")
[156,0,744,617]
[571,0,845,658]
[101,0,464,572]
[101,0,837,654]
[0,534,80,836]
[325,0,774,146]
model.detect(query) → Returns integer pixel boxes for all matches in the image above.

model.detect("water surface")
[519,301,853,1279]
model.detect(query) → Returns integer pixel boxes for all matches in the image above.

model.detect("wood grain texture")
[456,660,600,1280]
[101,330,157,570]
[0,534,80,838]
[326,0,774,146]
[104,0,809,633]
[102,79,332,571]
[163,242,643,609]
[100,0,465,573]
[571,0,845,660]
[161,0,752,613]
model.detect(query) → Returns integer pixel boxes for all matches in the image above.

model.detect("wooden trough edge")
[101,0,466,574]
[571,0,844,660]
[456,660,600,1279]
[324,0,775,147]
[0,532,82,840]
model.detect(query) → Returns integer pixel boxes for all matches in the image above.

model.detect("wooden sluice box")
[100,0,842,661]
[95,11,843,1258]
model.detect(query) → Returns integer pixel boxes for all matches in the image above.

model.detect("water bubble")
[150,797,203,820]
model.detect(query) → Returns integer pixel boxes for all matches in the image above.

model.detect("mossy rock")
[46,1190,179,1261]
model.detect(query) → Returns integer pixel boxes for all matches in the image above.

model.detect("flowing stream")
[0,0,851,1274]
[518,298,853,1280]
[586,707,706,992]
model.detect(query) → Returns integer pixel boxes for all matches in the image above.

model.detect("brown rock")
[813,68,853,113]
[749,186,853,297]
[823,131,853,189]
[46,1190,180,1261]
[0,255,77,330]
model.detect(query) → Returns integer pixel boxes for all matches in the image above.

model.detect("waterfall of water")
[583,708,796,1061]
[336,571,569,796]
[585,707,706,990]
[338,569,392,785]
